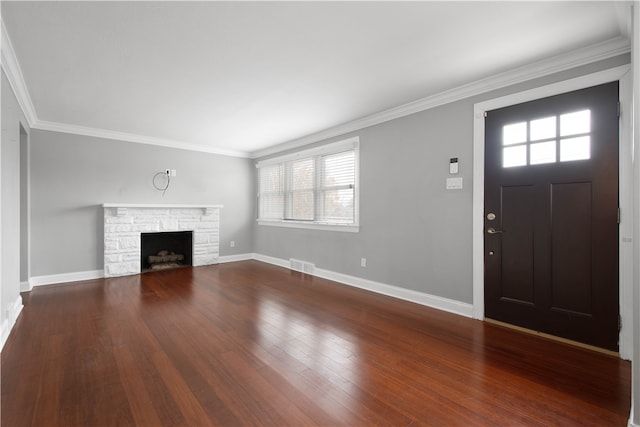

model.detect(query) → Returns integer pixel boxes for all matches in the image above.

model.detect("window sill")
[257,220,359,233]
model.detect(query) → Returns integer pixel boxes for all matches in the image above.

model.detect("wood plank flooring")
[1,261,631,426]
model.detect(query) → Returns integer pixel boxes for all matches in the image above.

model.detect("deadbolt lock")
[487,213,496,221]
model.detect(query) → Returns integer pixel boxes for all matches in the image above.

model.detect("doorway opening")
[472,65,633,357]
[19,124,29,291]
[484,81,619,351]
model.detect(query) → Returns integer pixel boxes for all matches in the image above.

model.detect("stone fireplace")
[103,204,222,277]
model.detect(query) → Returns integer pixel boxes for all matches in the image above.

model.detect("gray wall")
[254,54,631,304]
[1,70,29,329]
[255,102,474,303]
[29,130,255,277]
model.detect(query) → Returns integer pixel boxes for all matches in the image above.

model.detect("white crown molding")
[1,18,250,158]
[1,19,37,126]
[33,120,250,158]
[1,12,630,160]
[251,36,631,159]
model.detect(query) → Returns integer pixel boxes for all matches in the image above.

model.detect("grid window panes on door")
[502,109,591,168]
[257,138,359,230]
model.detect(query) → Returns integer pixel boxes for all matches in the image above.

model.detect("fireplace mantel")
[103,203,223,217]
[102,204,223,277]
[102,203,224,208]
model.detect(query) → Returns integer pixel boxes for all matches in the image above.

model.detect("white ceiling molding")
[1,12,630,160]
[1,19,37,127]
[33,120,250,158]
[251,36,630,159]
[1,17,249,158]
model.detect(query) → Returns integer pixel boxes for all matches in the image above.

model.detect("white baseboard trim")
[253,253,290,269]
[218,253,254,263]
[23,257,253,287]
[0,322,7,351]
[315,267,474,318]
[252,253,474,318]
[21,257,473,318]
[20,280,32,293]
[24,257,255,286]
[29,269,105,287]
[1,295,24,351]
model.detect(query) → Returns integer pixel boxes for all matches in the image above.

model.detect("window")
[257,137,359,232]
[502,109,591,168]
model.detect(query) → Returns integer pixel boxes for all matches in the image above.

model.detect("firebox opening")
[141,231,193,272]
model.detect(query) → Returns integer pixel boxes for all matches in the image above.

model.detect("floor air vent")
[289,258,315,274]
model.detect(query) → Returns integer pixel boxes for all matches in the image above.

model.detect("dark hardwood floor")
[1,261,631,426]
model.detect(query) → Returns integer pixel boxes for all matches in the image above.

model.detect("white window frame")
[256,137,360,233]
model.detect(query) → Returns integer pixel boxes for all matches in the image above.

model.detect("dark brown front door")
[484,82,619,351]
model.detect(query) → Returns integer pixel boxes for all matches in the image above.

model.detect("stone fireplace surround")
[103,204,222,277]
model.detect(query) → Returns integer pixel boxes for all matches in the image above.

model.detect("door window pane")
[500,108,594,168]
[560,110,590,136]
[530,116,556,141]
[503,122,527,145]
[503,145,527,168]
[530,141,556,165]
[560,136,590,162]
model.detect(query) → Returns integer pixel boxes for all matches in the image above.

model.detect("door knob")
[487,227,503,234]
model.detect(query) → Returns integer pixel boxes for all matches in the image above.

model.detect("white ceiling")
[1,1,630,158]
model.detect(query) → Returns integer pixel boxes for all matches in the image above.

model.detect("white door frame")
[19,124,31,292]
[472,64,633,359]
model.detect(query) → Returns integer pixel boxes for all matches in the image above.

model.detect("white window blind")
[288,157,315,220]
[257,138,359,231]
[258,164,284,220]
[319,150,355,223]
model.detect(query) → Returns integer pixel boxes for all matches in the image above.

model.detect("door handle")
[487,227,503,234]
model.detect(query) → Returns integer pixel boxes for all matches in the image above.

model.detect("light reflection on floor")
[255,298,361,423]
